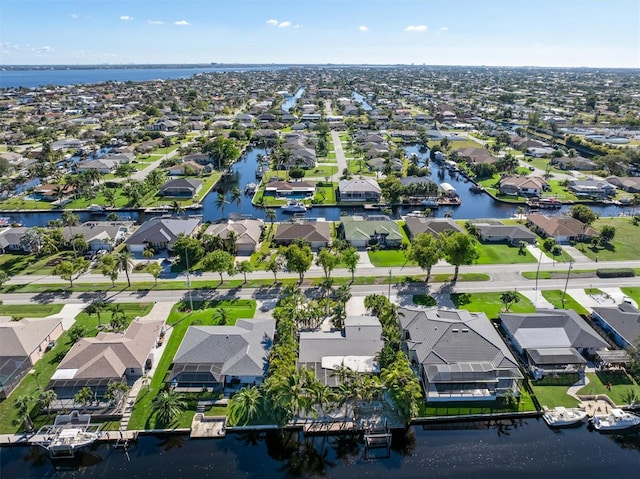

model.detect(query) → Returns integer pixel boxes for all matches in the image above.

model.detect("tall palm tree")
[171,200,185,216]
[61,211,80,256]
[151,389,187,426]
[116,249,134,287]
[38,389,58,416]
[14,394,35,431]
[215,193,229,218]
[230,186,242,208]
[74,386,94,411]
[265,209,277,230]
[212,306,231,325]
[228,386,262,426]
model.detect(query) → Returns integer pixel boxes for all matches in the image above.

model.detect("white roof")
[320,355,379,373]
[51,369,78,380]
[514,327,571,349]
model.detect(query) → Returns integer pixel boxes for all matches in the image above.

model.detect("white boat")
[281,200,307,213]
[88,204,105,212]
[39,411,103,458]
[420,198,439,208]
[542,406,588,427]
[591,408,640,432]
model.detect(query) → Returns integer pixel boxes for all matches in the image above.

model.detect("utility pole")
[388,269,392,301]
[561,261,574,308]
[535,247,543,305]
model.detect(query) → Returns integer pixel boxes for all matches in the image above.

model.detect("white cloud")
[120,16,133,21]
[266,19,292,28]
[174,20,190,26]
[0,42,54,55]
[359,25,368,32]
[148,20,165,25]
[294,24,302,29]
[404,25,427,32]
[440,26,448,31]
[71,13,79,19]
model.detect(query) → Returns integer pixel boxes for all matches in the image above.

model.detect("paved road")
[330,130,348,182]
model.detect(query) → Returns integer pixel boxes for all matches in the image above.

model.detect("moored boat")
[281,199,307,213]
[591,408,640,432]
[542,406,588,427]
[37,411,103,458]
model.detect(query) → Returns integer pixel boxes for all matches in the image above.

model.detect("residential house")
[264,181,316,199]
[399,307,523,402]
[457,147,497,166]
[298,316,383,387]
[339,216,403,248]
[75,158,119,174]
[567,179,616,198]
[0,317,64,399]
[591,302,640,351]
[0,226,30,253]
[33,184,75,201]
[606,176,640,193]
[526,147,556,158]
[159,178,202,198]
[500,309,608,380]
[125,216,201,253]
[204,219,264,254]
[338,178,382,202]
[62,221,132,251]
[404,217,464,240]
[369,157,402,172]
[168,161,205,176]
[48,318,164,403]
[553,156,597,171]
[168,318,275,391]
[526,213,597,243]
[499,176,548,196]
[148,118,179,131]
[474,223,538,245]
[274,222,331,250]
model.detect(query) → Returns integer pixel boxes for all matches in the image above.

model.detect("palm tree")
[212,306,231,325]
[228,386,262,426]
[265,209,277,231]
[38,389,58,416]
[230,186,242,208]
[74,386,94,411]
[116,250,134,287]
[14,394,35,431]
[215,193,229,218]
[61,211,80,256]
[171,200,185,216]
[226,229,238,254]
[152,389,187,426]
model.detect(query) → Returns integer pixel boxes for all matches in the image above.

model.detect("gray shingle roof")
[592,303,640,346]
[126,216,201,247]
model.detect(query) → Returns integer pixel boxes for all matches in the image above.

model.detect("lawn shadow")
[595,370,634,386]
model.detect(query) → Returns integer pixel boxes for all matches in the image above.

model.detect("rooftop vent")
[452,328,459,332]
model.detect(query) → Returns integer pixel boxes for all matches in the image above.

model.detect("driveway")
[357,250,374,269]
[330,130,348,182]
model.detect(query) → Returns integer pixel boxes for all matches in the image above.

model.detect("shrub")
[596,268,635,278]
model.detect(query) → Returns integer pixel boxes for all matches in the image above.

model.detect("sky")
[1,0,639,67]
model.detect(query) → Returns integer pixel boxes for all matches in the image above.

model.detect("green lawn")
[530,374,581,408]
[419,390,536,417]
[0,253,36,276]
[541,290,589,315]
[313,184,337,204]
[127,299,256,431]
[368,249,415,267]
[0,197,57,211]
[580,218,640,262]
[412,295,436,306]
[521,269,594,280]
[451,292,535,319]
[577,371,640,406]
[0,304,63,318]
[475,243,536,264]
[306,165,337,178]
[0,302,153,433]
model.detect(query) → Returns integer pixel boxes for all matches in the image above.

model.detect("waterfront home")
[567,179,616,198]
[606,176,640,193]
[398,307,523,402]
[526,146,556,158]
[499,175,548,196]
[339,216,403,249]
[159,178,202,198]
[591,302,640,351]
[48,318,164,406]
[500,310,608,380]
[274,222,331,250]
[474,223,538,245]
[0,226,30,253]
[369,157,402,172]
[264,180,316,198]
[0,317,64,399]
[62,221,132,251]
[75,158,119,174]
[298,316,383,386]
[168,318,274,392]
[404,217,464,240]
[33,184,75,201]
[456,147,497,166]
[338,178,382,202]
[204,219,264,254]
[526,213,597,244]
[148,118,179,131]
[125,216,201,253]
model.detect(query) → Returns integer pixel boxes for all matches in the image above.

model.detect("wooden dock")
[302,419,357,435]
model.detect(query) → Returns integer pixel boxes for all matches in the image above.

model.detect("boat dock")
[190,414,227,438]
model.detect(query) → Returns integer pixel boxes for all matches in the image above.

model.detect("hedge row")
[596,268,635,278]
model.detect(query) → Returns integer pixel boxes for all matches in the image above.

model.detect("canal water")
[280,87,305,112]
[2,144,631,228]
[1,420,638,478]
